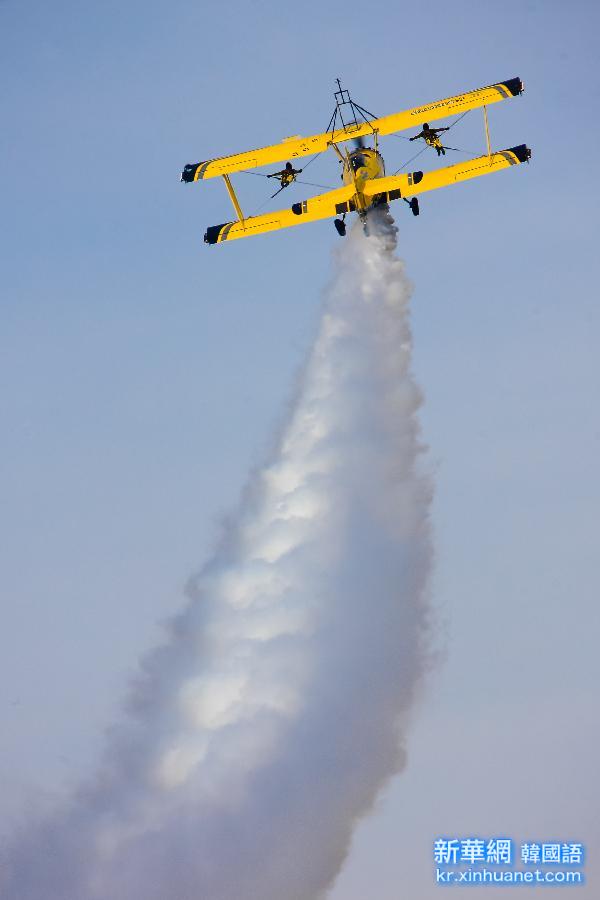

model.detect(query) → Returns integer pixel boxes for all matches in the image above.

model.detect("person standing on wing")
[409,122,450,156]
[267,161,303,188]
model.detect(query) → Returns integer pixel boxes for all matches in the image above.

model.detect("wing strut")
[483,106,492,160]
[222,174,245,222]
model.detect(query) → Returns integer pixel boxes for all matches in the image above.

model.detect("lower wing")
[362,145,531,203]
[203,145,531,244]
[203,184,355,244]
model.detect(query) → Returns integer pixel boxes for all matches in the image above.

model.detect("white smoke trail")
[2,209,433,900]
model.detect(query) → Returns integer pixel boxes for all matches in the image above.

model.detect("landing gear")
[403,197,420,216]
[334,218,346,236]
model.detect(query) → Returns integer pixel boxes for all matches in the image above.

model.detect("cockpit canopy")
[350,153,367,171]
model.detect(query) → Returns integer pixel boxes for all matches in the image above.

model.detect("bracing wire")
[241,150,332,216]
[393,145,427,174]
[240,170,333,190]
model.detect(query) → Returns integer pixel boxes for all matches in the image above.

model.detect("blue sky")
[1,0,599,896]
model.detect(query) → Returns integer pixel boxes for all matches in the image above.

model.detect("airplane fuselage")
[341,147,386,213]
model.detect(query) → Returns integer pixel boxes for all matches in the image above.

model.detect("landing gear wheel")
[334,218,346,236]
[409,197,419,217]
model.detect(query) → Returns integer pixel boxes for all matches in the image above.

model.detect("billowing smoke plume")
[2,210,433,900]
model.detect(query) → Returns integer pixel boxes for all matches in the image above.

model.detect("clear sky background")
[1,0,599,896]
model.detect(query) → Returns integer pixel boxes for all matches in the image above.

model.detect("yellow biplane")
[181,78,530,245]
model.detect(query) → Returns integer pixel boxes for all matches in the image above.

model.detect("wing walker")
[181,77,531,245]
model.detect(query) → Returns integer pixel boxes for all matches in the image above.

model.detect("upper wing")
[203,184,356,244]
[372,77,523,138]
[362,144,531,202]
[181,78,523,182]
